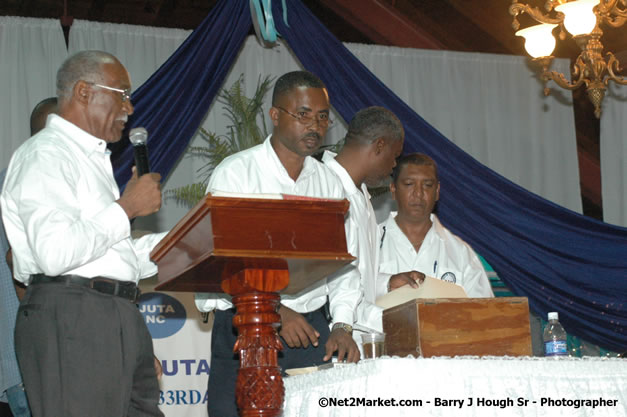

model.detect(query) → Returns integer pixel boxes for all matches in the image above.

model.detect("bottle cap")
[548,312,559,320]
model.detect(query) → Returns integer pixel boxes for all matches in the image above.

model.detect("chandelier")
[509,0,627,118]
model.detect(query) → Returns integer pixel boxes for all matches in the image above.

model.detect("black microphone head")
[129,127,148,146]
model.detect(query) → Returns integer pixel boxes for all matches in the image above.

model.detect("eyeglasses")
[85,81,131,102]
[276,106,333,127]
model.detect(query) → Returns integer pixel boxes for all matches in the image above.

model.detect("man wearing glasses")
[198,71,361,417]
[1,50,165,417]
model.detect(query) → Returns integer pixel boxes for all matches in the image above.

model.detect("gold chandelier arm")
[597,0,627,14]
[597,0,620,12]
[602,15,627,27]
[545,71,587,90]
[509,2,563,30]
[597,0,627,25]
[607,53,627,85]
[543,58,587,90]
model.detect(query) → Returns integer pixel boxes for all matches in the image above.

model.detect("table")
[283,356,627,416]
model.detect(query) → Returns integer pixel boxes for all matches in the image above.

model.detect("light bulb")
[555,0,600,36]
[516,23,558,58]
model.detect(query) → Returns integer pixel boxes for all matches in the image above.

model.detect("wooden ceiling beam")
[578,146,602,206]
[318,0,445,49]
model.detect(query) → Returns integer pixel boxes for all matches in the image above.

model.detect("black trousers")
[207,307,331,417]
[14,282,163,417]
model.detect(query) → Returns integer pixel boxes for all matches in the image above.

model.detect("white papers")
[210,190,284,199]
[284,362,347,376]
[375,276,467,310]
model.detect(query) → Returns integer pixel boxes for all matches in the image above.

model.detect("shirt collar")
[321,151,363,196]
[430,214,447,241]
[387,212,444,242]
[264,134,317,183]
[48,114,109,156]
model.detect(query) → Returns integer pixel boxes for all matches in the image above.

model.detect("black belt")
[30,274,141,303]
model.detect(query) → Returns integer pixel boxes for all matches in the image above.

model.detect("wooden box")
[382,297,532,357]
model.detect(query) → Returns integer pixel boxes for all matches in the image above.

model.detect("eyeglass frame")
[84,81,131,102]
[276,106,334,127]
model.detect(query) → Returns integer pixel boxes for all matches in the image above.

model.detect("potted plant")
[169,74,273,206]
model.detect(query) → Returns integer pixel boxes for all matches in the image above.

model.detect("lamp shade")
[555,0,600,36]
[516,23,558,58]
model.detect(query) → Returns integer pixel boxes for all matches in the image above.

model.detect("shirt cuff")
[330,306,354,327]
[194,293,233,312]
[377,272,393,297]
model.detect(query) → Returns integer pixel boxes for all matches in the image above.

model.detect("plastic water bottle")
[543,312,568,357]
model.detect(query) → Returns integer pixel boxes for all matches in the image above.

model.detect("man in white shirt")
[379,153,494,298]
[322,107,424,342]
[1,51,165,417]
[198,71,361,417]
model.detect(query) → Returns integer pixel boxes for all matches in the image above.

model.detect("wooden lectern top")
[150,194,355,294]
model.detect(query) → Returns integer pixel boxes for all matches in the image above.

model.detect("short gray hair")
[56,51,118,102]
[344,106,404,145]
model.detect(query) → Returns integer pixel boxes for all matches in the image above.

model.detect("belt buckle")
[89,277,115,294]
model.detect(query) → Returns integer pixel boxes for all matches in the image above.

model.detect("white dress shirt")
[195,136,361,326]
[322,152,391,334]
[379,212,494,298]
[0,114,166,284]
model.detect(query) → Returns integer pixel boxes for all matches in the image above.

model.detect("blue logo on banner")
[138,292,186,338]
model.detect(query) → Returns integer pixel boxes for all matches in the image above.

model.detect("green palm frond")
[167,183,208,207]
[219,74,273,152]
[167,74,274,207]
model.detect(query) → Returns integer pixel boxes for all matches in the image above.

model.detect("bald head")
[30,97,58,135]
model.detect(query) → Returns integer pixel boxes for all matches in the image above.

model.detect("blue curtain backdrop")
[111,0,627,352]
[110,0,251,188]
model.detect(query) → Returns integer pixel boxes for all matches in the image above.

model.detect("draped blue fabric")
[110,0,251,188]
[271,0,627,351]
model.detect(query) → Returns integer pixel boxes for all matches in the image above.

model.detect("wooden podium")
[150,194,354,417]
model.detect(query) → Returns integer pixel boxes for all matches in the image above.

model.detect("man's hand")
[323,328,360,363]
[117,167,162,219]
[388,271,425,291]
[278,305,320,348]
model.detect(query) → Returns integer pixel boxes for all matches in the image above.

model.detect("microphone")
[129,127,150,176]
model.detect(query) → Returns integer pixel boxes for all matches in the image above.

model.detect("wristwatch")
[332,322,353,335]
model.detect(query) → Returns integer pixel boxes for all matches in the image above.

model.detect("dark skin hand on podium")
[278,305,360,363]
[324,328,360,363]
[388,271,425,291]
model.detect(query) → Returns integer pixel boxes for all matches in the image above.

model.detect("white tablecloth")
[283,356,627,417]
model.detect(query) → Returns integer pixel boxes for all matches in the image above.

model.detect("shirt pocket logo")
[440,271,457,284]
